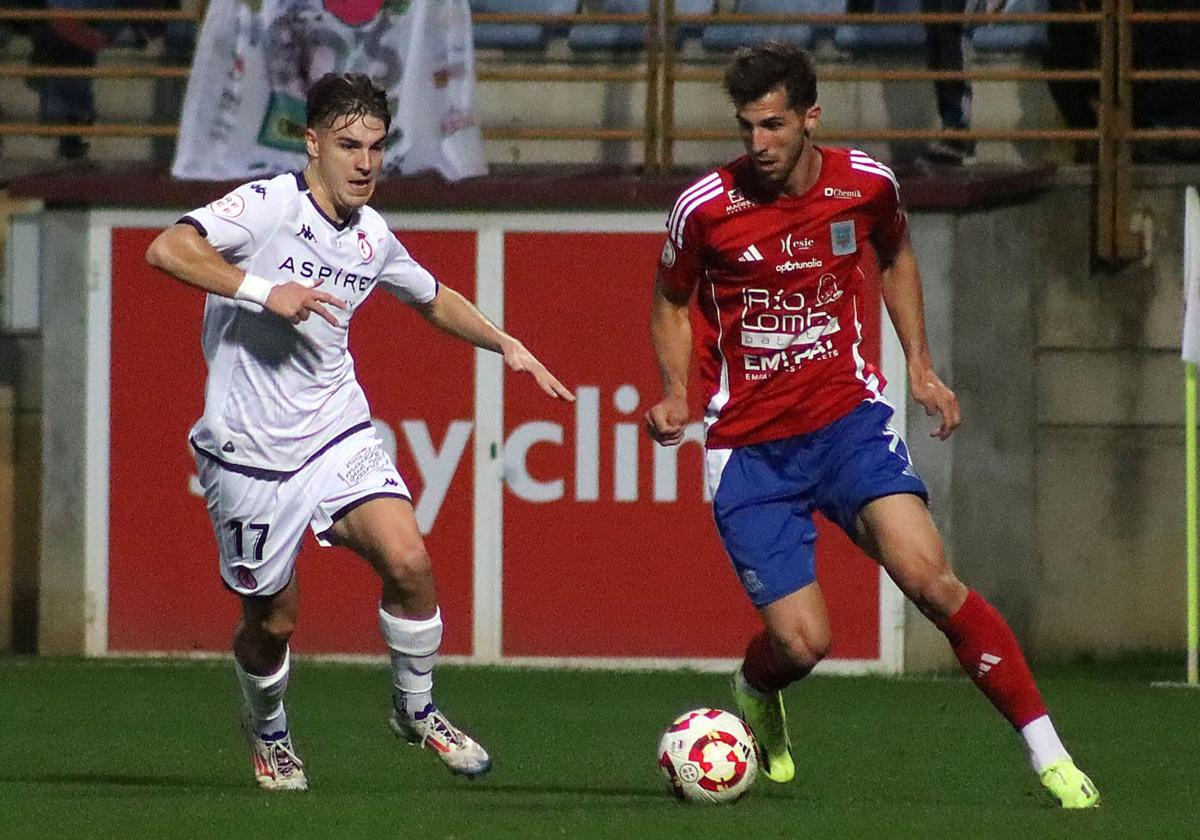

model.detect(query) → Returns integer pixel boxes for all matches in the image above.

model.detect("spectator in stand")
[1045,0,1199,164]
[1044,0,1097,163]
[1133,0,1200,162]
[28,0,112,159]
[845,0,1000,166]
[920,0,1008,165]
[919,0,975,165]
[28,0,188,160]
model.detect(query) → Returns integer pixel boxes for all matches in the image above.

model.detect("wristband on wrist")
[234,273,273,307]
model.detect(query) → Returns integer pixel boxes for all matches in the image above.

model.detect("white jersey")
[182,171,438,473]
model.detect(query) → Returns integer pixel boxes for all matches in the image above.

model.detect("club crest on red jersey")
[830,220,857,255]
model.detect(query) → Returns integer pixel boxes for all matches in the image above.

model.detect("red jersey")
[658,147,907,450]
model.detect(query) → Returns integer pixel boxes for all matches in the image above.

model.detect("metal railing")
[0,3,1198,260]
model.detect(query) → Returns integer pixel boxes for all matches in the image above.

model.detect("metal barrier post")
[1114,0,1139,261]
[1096,0,1117,261]
[660,0,677,170]
[644,0,662,172]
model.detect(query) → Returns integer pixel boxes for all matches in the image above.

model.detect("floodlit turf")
[1,656,1198,839]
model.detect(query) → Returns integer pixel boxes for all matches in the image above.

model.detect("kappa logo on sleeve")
[209,194,246,218]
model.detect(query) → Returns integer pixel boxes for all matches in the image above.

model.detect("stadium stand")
[834,0,925,53]
[700,0,841,53]
[971,0,1048,53]
[567,0,713,51]
[471,0,579,49]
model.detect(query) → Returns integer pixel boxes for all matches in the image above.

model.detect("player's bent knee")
[251,612,297,646]
[775,631,831,673]
[378,542,433,590]
[911,571,967,622]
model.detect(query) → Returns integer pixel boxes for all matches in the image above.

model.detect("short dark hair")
[723,42,818,111]
[306,72,391,133]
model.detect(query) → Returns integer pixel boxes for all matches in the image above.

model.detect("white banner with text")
[172,0,486,181]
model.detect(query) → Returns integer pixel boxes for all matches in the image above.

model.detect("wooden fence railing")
[1,2,1198,261]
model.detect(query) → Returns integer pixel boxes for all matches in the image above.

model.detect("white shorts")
[193,424,410,597]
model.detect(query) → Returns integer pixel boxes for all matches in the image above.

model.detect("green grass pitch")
[1,656,1197,839]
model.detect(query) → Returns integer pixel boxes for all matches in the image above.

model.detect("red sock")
[936,590,1048,729]
[741,631,807,693]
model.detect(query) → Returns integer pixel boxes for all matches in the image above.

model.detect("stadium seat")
[471,0,580,50]
[834,0,925,53]
[567,0,714,51]
[971,0,1048,53]
[701,0,844,53]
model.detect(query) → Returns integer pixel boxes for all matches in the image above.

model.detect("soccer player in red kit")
[644,43,1099,808]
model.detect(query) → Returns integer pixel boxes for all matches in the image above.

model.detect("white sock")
[378,606,442,719]
[235,648,290,739]
[1020,714,1069,774]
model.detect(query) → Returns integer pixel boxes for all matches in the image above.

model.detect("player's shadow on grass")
[1,771,246,790]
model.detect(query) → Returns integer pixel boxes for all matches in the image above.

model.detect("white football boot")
[390,703,492,777]
[244,716,309,791]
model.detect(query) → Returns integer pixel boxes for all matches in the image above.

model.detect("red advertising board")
[107,222,885,661]
[500,231,883,659]
[108,228,477,654]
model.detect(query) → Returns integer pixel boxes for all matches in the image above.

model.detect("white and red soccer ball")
[658,708,758,804]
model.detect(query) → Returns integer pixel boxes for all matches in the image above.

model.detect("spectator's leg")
[1045,1,1099,162]
[30,18,101,160]
[922,0,974,161]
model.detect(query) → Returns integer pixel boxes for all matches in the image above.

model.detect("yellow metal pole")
[1188,362,1198,685]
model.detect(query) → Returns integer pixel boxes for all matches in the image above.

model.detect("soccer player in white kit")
[146,73,574,791]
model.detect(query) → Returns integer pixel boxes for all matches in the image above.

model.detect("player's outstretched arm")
[413,286,574,401]
[144,223,348,326]
[645,276,692,447]
[878,234,961,440]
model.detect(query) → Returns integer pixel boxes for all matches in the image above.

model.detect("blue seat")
[971,0,1048,53]
[568,0,713,51]
[834,0,925,53]
[471,0,580,50]
[702,0,842,53]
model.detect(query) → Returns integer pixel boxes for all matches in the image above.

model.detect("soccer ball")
[657,708,758,804]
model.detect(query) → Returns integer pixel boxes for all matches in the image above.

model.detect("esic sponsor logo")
[776,258,824,273]
[824,187,862,199]
[780,233,814,256]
